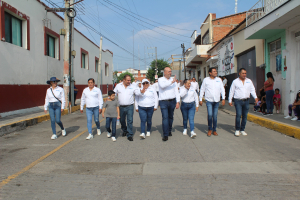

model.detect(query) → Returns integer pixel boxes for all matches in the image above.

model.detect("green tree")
[146,59,170,83]
[117,71,135,83]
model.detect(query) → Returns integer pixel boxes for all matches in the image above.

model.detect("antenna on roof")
[235,0,238,14]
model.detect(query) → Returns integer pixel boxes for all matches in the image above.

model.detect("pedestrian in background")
[261,72,274,116]
[228,68,258,137]
[191,77,199,95]
[102,90,120,142]
[199,68,225,137]
[180,79,199,138]
[44,77,66,140]
[135,79,158,138]
[153,79,159,97]
[158,67,180,141]
[80,78,103,140]
[114,75,141,141]
[284,90,300,121]
[273,88,281,114]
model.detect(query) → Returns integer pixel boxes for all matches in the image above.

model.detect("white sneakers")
[291,117,298,121]
[241,131,247,136]
[284,115,292,119]
[86,134,93,140]
[107,132,112,138]
[62,129,66,136]
[146,132,151,137]
[111,137,116,142]
[97,129,101,135]
[183,129,187,135]
[191,131,196,138]
[235,131,247,136]
[140,133,146,139]
[51,134,57,140]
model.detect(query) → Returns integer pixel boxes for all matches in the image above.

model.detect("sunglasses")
[142,82,149,85]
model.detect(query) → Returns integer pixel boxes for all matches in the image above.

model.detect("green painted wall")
[264,30,286,80]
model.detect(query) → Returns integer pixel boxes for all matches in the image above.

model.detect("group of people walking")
[44,66,259,141]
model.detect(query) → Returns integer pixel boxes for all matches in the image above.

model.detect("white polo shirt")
[158,76,180,102]
[135,86,158,110]
[199,77,225,102]
[114,82,141,106]
[44,86,65,110]
[80,87,103,110]
[190,81,199,92]
[180,86,199,107]
[228,78,257,103]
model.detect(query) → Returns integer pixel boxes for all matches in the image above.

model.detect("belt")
[182,101,194,104]
[161,98,175,102]
[235,98,249,101]
[119,104,133,107]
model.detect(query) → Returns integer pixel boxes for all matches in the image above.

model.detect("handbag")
[50,88,62,103]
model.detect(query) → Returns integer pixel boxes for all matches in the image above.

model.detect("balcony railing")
[185,45,211,66]
[246,0,289,27]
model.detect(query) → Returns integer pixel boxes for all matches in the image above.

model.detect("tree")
[146,59,170,83]
[113,71,118,83]
[117,71,135,83]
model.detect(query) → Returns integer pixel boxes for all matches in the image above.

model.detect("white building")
[0,0,114,113]
[117,68,147,82]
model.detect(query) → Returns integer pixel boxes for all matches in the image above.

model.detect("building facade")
[117,68,147,82]
[0,0,114,113]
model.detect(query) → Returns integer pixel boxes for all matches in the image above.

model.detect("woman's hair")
[266,72,275,81]
[296,91,300,102]
[183,79,190,84]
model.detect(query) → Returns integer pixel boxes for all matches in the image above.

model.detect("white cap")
[142,79,150,84]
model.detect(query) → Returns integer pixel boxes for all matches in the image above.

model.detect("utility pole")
[181,43,186,80]
[133,30,134,69]
[97,37,103,90]
[155,47,157,78]
[138,45,140,71]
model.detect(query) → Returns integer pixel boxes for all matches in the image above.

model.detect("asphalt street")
[0,105,300,199]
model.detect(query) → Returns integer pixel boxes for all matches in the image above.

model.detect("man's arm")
[135,95,139,111]
[199,79,206,101]
[154,89,158,109]
[221,82,226,100]
[194,91,199,108]
[175,84,180,103]
[80,90,86,111]
[158,78,173,89]
[250,80,258,100]
[228,81,236,104]
[98,89,103,109]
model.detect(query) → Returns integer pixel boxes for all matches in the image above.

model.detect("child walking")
[102,90,120,142]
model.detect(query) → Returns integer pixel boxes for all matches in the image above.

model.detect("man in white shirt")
[191,77,199,95]
[199,67,225,137]
[152,79,159,97]
[228,68,258,137]
[158,67,180,141]
[114,75,141,141]
[80,78,103,140]
[223,76,228,88]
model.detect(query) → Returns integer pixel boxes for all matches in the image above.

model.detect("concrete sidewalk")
[218,100,300,139]
[0,97,107,136]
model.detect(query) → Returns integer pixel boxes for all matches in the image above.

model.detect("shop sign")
[217,36,234,76]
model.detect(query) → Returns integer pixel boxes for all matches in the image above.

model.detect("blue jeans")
[119,104,134,137]
[159,99,176,137]
[48,102,64,135]
[206,101,219,132]
[180,102,195,131]
[234,99,249,131]
[106,117,117,137]
[266,90,274,113]
[86,106,100,134]
[138,106,154,133]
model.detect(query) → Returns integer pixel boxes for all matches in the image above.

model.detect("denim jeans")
[86,106,100,134]
[119,104,134,137]
[48,102,64,135]
[296,105,300,119]
[159,99,176,137]
[180,102,195,131]
[106,117,117,137]
[288,104,298,116]
[206,101,219,132]
[234,99,249,131]
[266,90,274,113]
[138,106,154,133]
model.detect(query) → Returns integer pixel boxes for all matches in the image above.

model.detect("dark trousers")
[119,104,134,137]
[159,99,176,137]
[234,99,249,131]
[106,117,117,137]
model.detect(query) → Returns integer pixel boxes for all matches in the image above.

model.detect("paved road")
[1,105,300,199]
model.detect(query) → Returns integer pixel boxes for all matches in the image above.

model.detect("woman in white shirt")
[180,79,199,138]
[44,77,66,140]
[135,79,158,138]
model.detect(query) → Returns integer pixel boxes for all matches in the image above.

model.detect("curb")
[0,98,107,136]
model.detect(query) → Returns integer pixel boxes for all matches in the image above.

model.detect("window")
[202,30,209,45]
[105,63,109,76]
[80,48,89,69]
[4,12,22,47]
[46,35,55,58]
[95,57,99,72]
[269,39,281,72]
[44,27,60,59]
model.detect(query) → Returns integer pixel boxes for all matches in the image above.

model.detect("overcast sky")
[43,0,256,71]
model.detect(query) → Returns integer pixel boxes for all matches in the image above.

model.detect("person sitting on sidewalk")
[260,95,267,114]
[273,88,281,114]
[102,90,120,142]
[284,90,300,121]
[253,97,261,112]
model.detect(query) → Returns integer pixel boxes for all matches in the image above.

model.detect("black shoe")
[122,132,127,137]
[127,137,133,141]
[169,132,172,136]
[162,136,168,141]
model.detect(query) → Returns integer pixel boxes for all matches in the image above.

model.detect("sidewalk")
[0,96,108,136]
[218,100,300,139]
